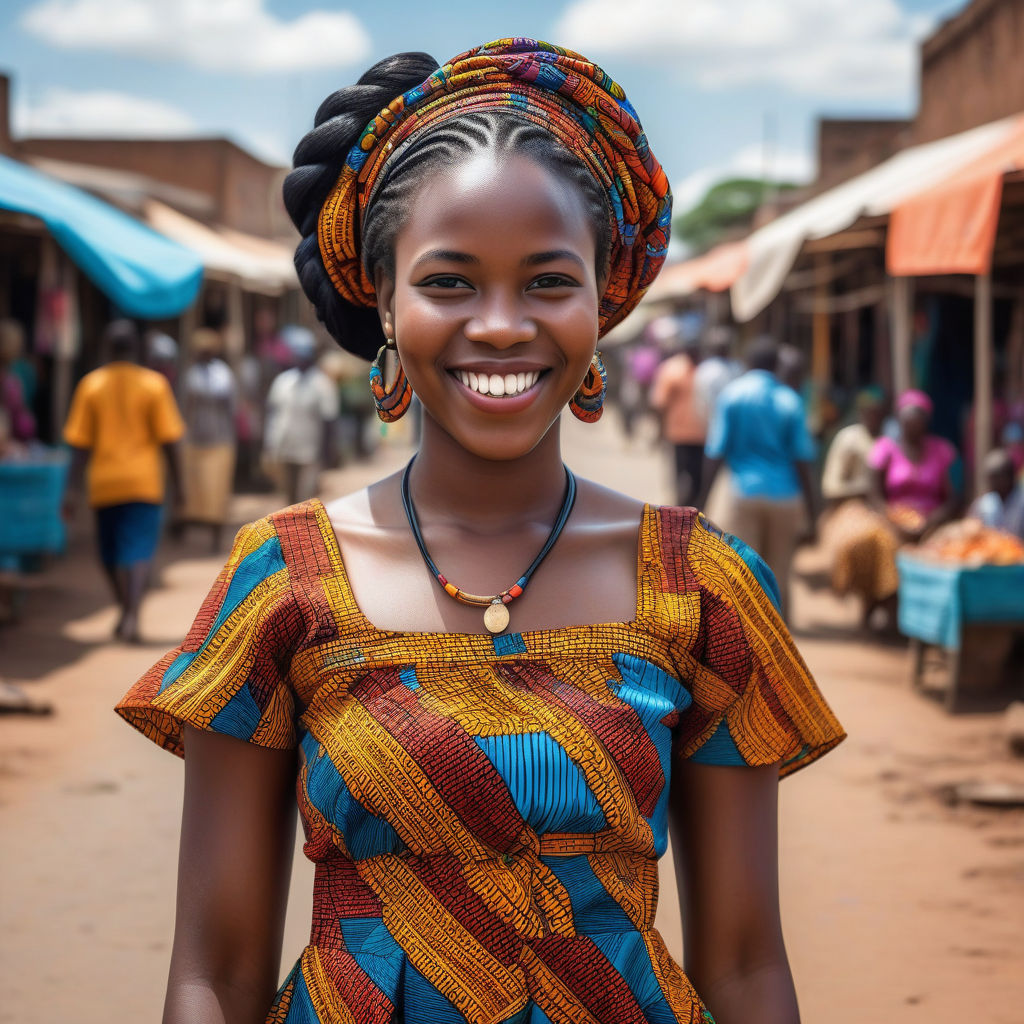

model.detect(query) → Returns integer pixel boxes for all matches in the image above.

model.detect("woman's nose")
[463,293,537,348]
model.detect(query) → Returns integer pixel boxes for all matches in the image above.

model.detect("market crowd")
[0,315,375,643]
[634,315,1024,629]
[2,309,1023,644]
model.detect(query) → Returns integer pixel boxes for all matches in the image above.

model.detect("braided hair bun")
[284,52,439,360]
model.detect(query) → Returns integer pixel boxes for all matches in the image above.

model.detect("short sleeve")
[866,435,895,472]
[151,376,186,444]
[673,515,846,777]
[63,381,95,448]
[115,517,303,757]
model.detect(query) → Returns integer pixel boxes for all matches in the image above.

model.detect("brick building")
[17,136,291,241]
[915,0,1024,143]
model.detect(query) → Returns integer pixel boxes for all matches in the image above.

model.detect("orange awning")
[887,113,1024,277]
[646,239,749,301]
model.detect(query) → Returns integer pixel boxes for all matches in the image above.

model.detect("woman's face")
[899,405,929,443]
[375,152,602,462]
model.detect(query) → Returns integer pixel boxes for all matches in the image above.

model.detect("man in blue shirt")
[696,335,818,618]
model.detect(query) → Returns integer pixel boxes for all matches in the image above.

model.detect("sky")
[0,0,965,217]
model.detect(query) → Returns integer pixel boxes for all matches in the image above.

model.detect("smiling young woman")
[114,39,845,1024]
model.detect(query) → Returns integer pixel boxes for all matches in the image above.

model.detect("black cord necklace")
[400,458,577,634]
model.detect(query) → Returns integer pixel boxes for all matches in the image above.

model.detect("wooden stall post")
[973,272,994,498]
[889,275,913,397]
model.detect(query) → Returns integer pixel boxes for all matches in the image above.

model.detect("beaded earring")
[369,318,412,423]
[569,351,607,422]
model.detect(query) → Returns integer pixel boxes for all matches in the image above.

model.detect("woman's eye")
[528,274,579,290]
[419,275,471,290]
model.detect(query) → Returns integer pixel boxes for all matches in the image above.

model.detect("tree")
[673,177,798,253]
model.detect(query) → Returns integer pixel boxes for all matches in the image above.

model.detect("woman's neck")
[408,415,569,535]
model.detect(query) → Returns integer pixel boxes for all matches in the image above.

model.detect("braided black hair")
[284,52,614,360]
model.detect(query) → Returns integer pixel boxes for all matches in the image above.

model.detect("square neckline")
[308,497,655,646]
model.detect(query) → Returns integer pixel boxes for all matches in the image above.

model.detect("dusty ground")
[1,413,1022,1023]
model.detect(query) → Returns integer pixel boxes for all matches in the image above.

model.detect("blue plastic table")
[897,552,1024,709]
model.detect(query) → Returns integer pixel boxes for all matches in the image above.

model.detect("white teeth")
[454,369,543,397]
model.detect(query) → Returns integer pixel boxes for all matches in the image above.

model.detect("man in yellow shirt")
[64,320,185,642]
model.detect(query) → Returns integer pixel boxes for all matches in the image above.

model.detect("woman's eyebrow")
[413,248,479,267]
[522,250,586,269]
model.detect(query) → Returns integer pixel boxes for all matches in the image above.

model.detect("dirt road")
[2,414,1021,1023]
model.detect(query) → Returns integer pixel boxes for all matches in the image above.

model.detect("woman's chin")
[437,417,561,463]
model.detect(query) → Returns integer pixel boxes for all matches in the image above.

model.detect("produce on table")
[918,519,1024,566]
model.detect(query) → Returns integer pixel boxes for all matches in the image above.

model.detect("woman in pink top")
[868,391,958,525]
[832,390,958,630]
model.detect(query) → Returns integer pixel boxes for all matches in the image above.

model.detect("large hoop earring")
[370,339,412,422]
[569,351,607,422]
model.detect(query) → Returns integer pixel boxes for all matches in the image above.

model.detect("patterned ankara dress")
[117,501,845,1024]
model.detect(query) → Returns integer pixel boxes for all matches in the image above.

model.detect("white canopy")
[730,115,1018,322]
[143,199,296,295]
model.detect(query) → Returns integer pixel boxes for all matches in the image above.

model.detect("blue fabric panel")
[210,682,262,741]
[160,535,285,693]
[401,962,470,1024]
[611,652,690,854]
[400,666,420,690]
[475,732,606,835]
[503,1006,554,1024]
[540,854,636,934]
[0,154,202,318]
[305,738,403,859]
[284,964,319,1024]
[339,918,406,1004]
[589,930,679,1024]
[688,719,747,766]
[492,632,528,656]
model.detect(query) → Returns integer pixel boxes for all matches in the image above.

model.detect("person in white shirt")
[821,389,887,505]
[264,326,339,505]
[968,449,1024,538]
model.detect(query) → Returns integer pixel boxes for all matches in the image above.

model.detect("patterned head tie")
[317,37,673,337]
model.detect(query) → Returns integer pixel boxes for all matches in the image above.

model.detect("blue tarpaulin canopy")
[0,154,202,318]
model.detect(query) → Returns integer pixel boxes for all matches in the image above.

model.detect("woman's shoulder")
[228,499,339,590]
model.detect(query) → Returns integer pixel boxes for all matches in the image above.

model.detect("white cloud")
[20,0,371,74]
[555,0,935,100]
[673,143,815,215]
[14,88,198,137]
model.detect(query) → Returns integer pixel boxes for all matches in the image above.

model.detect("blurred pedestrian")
[63,319,184,642]
[968,449,1024,538]
[831,390,958,629]
[618,317,669,440]
[145,330,179,388]
[697,334,818,617]
[693,324,741,426]
[0,319,36,442]
[649,321,705,506]
[180,328,237,550]
[821,388,887,506]
[263,326,339,505]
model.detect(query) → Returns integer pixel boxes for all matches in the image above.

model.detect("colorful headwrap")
[317,38,672,337]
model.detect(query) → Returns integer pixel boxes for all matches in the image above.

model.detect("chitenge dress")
[116,500,845,1024]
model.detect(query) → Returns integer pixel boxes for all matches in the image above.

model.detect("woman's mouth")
[451,369,542,398]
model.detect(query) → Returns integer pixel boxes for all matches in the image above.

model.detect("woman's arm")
[668,759,799,1024]
[163,725,297,1024]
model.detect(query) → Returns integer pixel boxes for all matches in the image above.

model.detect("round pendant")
[483,601,511,634]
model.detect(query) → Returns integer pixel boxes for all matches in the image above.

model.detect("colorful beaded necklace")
[400,458,578,634]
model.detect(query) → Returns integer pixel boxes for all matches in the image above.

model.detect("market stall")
[898,524,1024,711]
